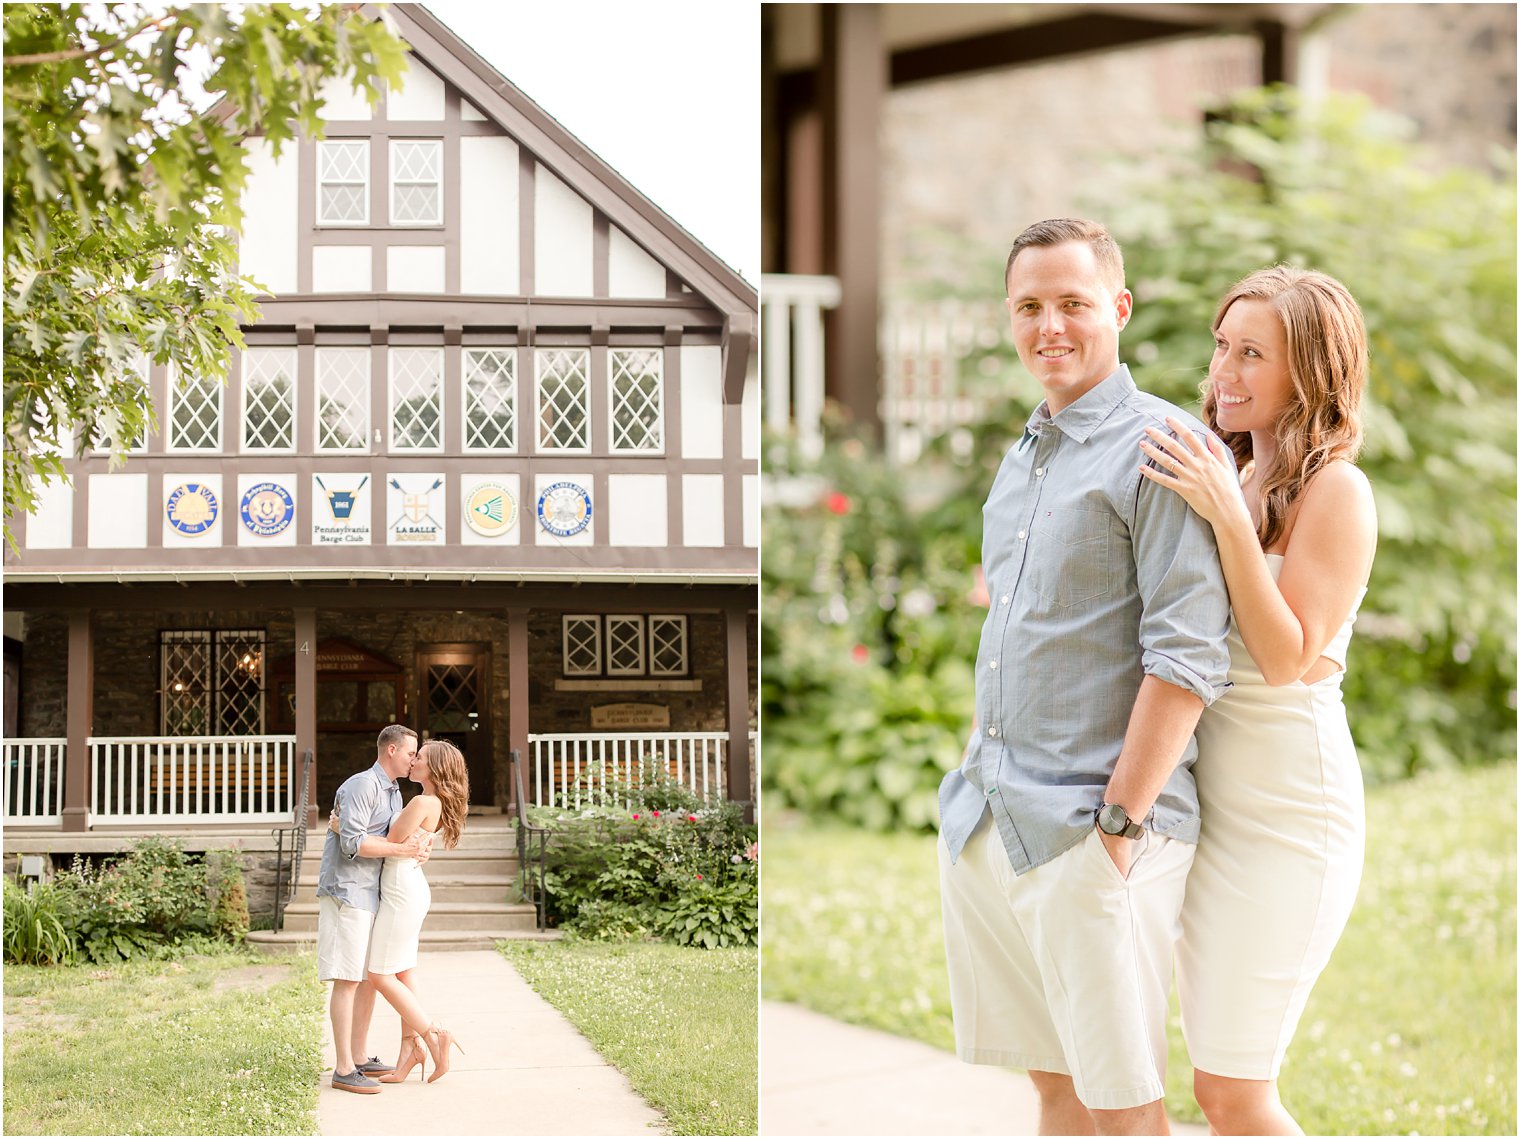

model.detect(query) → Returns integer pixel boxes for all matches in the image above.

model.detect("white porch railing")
[4,738,66,827]
[761,273,840,463]
[91,736,298,825]
[529,732,734,809]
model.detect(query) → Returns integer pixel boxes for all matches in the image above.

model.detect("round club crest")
[537,481,592,537]
[465,482,517,538]
[166,483,219,536]
[240,482,295,536]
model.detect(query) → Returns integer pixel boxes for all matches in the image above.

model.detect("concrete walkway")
[761,1001,1207,1136]
[318,949,664,1136]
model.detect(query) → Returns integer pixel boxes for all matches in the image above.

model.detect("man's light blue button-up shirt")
[315,760,402,912]
[939,365,1233,875]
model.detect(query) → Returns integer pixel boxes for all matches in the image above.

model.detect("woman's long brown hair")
[417,739,469,849]
[1201,265,1368,551]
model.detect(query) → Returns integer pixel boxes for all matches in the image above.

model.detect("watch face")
[1098,803,1126,834]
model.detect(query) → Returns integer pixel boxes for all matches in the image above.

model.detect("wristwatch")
[1097,802,1145,840]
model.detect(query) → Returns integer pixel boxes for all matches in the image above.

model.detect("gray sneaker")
[355,1055,396,1075]
[332,1068,382,1095]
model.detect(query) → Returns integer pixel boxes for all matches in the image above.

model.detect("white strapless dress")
[1177,555,1367,1080]
[367,828,438,976]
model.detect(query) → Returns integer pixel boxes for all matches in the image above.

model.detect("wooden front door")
[416,643,493,806]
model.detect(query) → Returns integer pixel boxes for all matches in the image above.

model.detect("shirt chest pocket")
[1028,507,1113,607]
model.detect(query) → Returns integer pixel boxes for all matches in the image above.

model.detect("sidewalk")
[318,949,664,1136]
[761,1002,1207,1136]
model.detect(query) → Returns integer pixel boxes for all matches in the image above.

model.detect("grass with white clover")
[3,949,322,1135]
[761,762,1516,1136]
[500,939,757,1136]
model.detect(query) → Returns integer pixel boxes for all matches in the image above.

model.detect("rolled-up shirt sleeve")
[1131,444,1233,706]
[337,778,380,862]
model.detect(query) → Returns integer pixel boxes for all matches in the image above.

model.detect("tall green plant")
[3,878,76,966]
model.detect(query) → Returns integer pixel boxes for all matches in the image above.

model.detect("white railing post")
[761,274,841,464]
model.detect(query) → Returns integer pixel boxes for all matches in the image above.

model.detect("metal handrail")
[510,749,547,930]
[270,748,314,933]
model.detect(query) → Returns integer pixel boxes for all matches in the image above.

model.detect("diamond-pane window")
[390,348,443,450]
[563,616,601,676]
[650,616,688,676]
[215,630,266,735]
[391,140,442,225]
[242,348,296,450]
[318,140,370,225]
[536,349,590,451]
[169,368,222,451]
[610,349,663,452]
[606,615,646,677]
[93,350,150,453]
[316,348,370,451]
[464,348,516,451]
[162,631,212,734]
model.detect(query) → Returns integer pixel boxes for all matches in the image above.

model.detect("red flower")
[687,814,697,822]
[851,644,870,664]
[825,491,851,515]
[696,874,703,880]
[632,813,640,819]
[652,810,660,817]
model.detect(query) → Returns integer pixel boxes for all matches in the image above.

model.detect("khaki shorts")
[317,896,376,983]
[939,818,1194,1111]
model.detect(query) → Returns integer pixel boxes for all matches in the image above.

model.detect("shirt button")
[989,659,998,670]
[1017,531,1026,540]
[986,726,998,738]
[986,787,998,798]
[1000,595,1010,605]
[1035,467,1045,476]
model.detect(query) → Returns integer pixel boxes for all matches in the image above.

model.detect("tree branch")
[3,12,177,67]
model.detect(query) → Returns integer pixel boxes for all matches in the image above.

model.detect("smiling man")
[937,218,1233,1135]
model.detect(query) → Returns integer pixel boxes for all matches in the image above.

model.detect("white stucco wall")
[240,139,299,295]
[387,246,446,293]
[681,474,725,548]
[534,165,594,297]
[608,474,668,547]
[387,59,446,121]
[312,246,373,292]
[460,135,520,295]
[25,480,74,549]
[89,473,149,548]
[608,226,666,298]
[679,345,724,460]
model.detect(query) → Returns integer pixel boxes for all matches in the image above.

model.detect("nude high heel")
[379,1034,427,1083]
[424,1024,466,1083]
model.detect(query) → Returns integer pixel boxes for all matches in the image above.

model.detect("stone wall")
[881,4,1515,292]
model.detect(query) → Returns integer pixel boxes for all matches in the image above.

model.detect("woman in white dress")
[337,738,471,1083]
[1138,266,1376,1135]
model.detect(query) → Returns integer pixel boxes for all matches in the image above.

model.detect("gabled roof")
[388,3,756,322]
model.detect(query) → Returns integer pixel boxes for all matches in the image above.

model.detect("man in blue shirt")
[938,219,1231,1133]
[317,724,429,1094]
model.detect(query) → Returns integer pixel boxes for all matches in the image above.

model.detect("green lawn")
[3,949,321,1136]
[762,762,1517,1136]
[500,940,757,1137]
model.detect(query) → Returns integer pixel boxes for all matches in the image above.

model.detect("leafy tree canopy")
[3,3,408,543]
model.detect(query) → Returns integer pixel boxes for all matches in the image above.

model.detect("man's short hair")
[1005,218,1125,295]
[376,724,418,753]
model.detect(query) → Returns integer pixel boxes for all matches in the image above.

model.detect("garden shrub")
[2,877,76,966]
[205,849,249,942]
[532,774,758,948]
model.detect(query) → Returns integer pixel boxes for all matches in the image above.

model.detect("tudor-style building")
[3,5,758,854]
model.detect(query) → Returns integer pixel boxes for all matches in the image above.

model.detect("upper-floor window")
[316,347,370,451]
[168,367,222,451]
[463,348,516,451]
[92,351,150,454]
[535,349,590,452]
[390,140,443,226]
[609,348,664,453]
[318,140,370,226]
[242,347,297,451]
[389,347,443,451]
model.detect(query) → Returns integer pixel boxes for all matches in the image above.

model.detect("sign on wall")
[312,474,373,545]
[590,703,671,729]
[461,475,521,545]
[163,476,222,547]
[388,473,446,544]
[238,475,298,546]
[534,474,594,546]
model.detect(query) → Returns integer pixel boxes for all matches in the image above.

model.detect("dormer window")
[317,140,370,226]
[390,139,443,226]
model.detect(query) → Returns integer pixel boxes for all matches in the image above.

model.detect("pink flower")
[851,644,870,664]
[696,873,703,880]
[825,491,851,515]
[632,813,640,819]
[652,810,660,818]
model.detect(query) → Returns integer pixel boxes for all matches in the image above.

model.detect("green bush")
[532,775,759,949]
[49,838,243,963]
[3,878,76,966]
